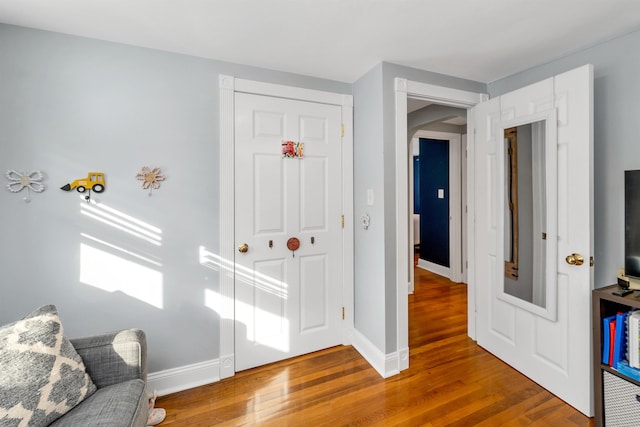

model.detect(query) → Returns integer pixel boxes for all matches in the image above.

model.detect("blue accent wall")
[418,138,450,267]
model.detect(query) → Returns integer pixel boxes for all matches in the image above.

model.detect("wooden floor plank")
[155,268,593,426]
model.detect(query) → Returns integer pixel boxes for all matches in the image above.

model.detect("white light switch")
[367,189,374,206]
[438,189,445,199]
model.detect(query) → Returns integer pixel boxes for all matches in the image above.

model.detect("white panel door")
[234,92,343,371]
[472,65,593,415]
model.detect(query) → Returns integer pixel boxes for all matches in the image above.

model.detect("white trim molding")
[219,75,235,380]
[341,98,355,345]
[219,75,355,378]
[395,78,487,349]
[394,79,409,375]
[351,329,408,378]
[148,359,220,397]
[406,80,484,108]
[417,259,451,278]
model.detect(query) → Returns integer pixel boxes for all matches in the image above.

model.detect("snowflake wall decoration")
[136,166,165,196]
[5,170,45,202]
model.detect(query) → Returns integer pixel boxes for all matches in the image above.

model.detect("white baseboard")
[219,353,235,379]
[147,336,408,395]
[397,346,410,372]
[351,329,406,378]
[417,258,451,280]
[147,359,220,396]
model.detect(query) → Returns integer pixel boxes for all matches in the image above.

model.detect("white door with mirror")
[472,64,593,415]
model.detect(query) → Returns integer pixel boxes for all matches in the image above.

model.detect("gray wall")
[7,17,626,374]
[488,28,640,289]
[354,63,485,353]
[353,64,386,351]
[0,23,350,373]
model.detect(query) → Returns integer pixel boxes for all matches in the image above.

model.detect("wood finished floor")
[155,268,593,426]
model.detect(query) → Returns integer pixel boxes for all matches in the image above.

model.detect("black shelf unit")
[593,285,640,426]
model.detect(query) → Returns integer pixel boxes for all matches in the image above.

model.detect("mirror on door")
[498,111,558,321]
[503,120,546,307]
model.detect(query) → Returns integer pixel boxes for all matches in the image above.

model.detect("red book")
[609,320,617,367]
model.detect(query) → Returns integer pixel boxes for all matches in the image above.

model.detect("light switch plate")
[367,189,374,206]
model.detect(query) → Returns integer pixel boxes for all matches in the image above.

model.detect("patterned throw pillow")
[0,305,97,426]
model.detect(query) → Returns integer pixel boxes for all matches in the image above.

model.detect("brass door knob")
[565,253,584,266]
[238,243,249,253]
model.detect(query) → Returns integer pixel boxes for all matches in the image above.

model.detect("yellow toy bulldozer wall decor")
[60,172,105,193]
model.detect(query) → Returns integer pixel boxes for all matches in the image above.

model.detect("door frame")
[410,130,463,285]
[394,79,487,349]
[219,75,354,378]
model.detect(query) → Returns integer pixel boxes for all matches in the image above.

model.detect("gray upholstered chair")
[50,329,149,427]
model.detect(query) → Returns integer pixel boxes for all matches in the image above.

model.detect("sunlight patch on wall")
[199,245,223,272]
[204,288,230,319]
[80,243,163,309]
[81,233,162,267]
[204,288,220,314]
[80,201,162,246]
[199,246,288,299]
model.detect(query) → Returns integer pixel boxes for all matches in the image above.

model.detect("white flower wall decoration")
[5,170,45,202]
[136,166,165,196]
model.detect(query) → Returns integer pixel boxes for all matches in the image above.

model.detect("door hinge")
[341,215,345,228]
[342,307,345,320]
[341,124,345,138]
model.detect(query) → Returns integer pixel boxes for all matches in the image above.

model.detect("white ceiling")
[1,0,640,83]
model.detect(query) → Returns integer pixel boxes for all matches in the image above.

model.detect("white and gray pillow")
[0,305,97,426]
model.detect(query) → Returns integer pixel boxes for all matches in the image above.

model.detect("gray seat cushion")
[49,379,147,427]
